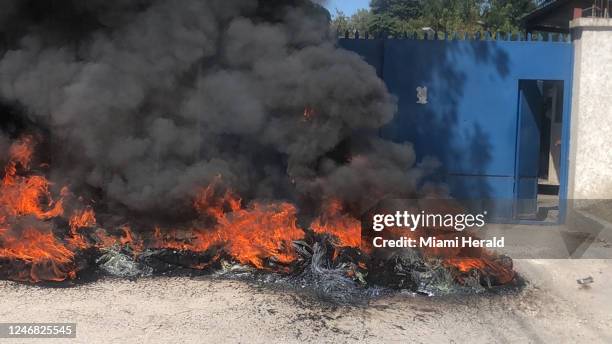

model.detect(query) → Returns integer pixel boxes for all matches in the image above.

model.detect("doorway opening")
[515,80,565,222]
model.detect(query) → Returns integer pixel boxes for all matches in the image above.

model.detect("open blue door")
[515,80,543,219]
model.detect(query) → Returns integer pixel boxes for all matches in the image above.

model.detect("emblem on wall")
[416,86,428,104]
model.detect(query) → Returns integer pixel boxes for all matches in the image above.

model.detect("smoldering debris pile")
[90,232,518,305]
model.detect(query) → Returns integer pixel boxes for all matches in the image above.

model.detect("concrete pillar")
[568,18,612,200]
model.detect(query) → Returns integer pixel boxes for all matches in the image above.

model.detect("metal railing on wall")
[337,30,572,43]
[582,0,611,18]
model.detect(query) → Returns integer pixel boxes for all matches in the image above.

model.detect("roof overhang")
[522,0,593,33]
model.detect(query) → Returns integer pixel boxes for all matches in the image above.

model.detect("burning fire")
[311,199,361,248]
[302,106,316,121]
[1,137,64,220]
[0,136,76,281]
[0,135,515,289]
[0,228,77,282]
[155,184,304,269]
[444,258,515,284]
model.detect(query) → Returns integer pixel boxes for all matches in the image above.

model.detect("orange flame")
[302,106,316,121]
[0,228,76,282]
[444,257,515,284]
[0,136,76,281]
[69,208,97,232]
[157,186,304,270]
[311,199,361,248]
[67,208,96,249]
[0,138,64,220]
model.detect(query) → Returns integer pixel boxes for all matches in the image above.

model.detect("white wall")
[569,18,612,200]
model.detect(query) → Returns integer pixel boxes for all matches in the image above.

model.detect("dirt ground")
[1,258,611,344]
[580,200,612,227]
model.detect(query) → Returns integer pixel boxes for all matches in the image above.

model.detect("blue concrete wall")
[339,37,574,220]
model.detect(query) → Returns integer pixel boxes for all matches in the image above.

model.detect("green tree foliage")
[419,0,483,33]
[331,9,373,36]
[368,0,422,36]
[331,9,350,34]
[332,0,538,37]
[481,0,537,33]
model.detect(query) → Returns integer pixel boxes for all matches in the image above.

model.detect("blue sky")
[324,0,370,17]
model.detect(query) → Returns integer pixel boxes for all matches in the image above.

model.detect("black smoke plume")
[0,0,434,221]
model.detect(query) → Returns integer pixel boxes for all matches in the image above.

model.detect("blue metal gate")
[339,34,574,222]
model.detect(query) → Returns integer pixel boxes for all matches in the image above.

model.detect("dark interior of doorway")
[536,80,564,222]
